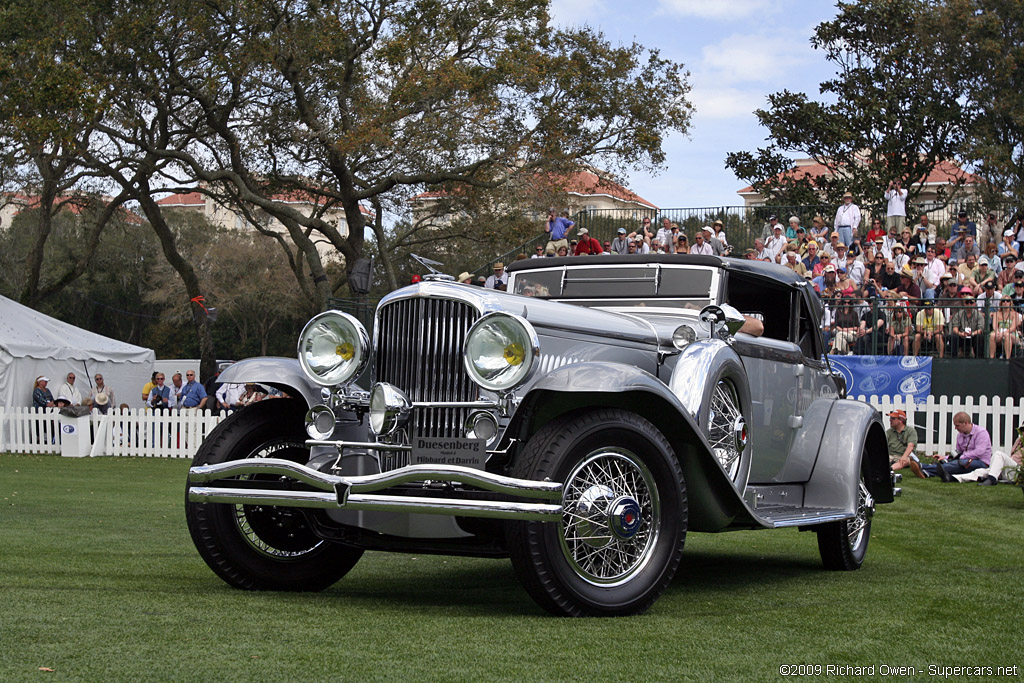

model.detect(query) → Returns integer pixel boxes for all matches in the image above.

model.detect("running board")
[754,506,854,528]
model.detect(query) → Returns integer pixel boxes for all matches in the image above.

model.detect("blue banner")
[828,356,932,404]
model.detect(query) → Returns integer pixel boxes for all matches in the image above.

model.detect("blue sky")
[550,0,842,208]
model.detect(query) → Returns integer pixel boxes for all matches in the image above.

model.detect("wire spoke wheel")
[559,448,660,585]
[707,379,743,479]
[185,399,363,591]
[233,439,323,558]
[508,408,686,616]
[817,466,874,571]
[846,479,874,553]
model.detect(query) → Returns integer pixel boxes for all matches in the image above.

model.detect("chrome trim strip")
[189,487,341,508]
[769,511,854,528]
[412,401,498,409]
[305,439,412,451]
[188,458,562,499]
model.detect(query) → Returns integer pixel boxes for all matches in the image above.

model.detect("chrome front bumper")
[187,459,563,521]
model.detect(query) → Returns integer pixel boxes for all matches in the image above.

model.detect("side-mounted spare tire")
[185,398,362,590]
[507,408,687,616]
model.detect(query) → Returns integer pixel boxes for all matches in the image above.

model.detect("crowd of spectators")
[519,192,1024,359]
[30,367,281,415]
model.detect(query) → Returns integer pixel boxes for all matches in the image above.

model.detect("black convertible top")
[506,254,806,288]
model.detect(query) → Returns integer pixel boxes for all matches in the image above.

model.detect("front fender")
[507,362,748,532]
[667,339,745,419]
[217,357,323,408]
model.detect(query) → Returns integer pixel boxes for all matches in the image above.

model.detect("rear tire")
[507,409,686,616]
[185,399,362,590]
[816,474,873,571]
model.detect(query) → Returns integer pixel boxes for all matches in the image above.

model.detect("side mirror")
[699,303,746,337]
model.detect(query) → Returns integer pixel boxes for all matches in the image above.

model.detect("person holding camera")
[544,208,574,254]
[923,412,991,481]
[147,373,171,411]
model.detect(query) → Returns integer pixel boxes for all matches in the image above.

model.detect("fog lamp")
[369,383,411,436]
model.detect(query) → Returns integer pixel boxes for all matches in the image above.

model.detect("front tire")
[816,474,873,570]
[507,409,687,616]
[185,399,363,590]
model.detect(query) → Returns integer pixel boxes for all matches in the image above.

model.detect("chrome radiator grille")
[374,296,481,469]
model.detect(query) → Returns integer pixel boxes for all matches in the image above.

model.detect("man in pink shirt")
[924,412,991,480]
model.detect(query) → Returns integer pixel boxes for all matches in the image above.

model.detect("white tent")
[0,294,155,409]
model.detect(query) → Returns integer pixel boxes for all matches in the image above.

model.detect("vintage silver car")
[185,254,898,616]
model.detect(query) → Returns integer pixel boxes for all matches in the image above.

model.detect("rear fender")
[804,400,892,512]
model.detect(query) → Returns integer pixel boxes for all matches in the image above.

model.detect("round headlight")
[672,324,697,349]
[369,382,411,436]
[297,311,369,387]
[463,312,539,392]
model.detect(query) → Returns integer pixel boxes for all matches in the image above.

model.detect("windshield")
[512,264,716,310]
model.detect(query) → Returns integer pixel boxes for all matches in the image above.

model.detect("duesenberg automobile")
[185,254,898,616]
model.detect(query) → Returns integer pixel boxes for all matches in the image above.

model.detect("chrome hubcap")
[559,448,660,586]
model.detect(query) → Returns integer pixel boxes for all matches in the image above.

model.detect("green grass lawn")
[1,453,1022,682]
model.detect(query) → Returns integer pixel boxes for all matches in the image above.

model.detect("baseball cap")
[617,227,626,234]
[823,264,836,273]
[1006,229,1016,237]
[960,286,973,294]
[37,375,49,382]
[888,410,906,420]
[578,227,589,235]
[713,219,724,226]
[830,231,840,238]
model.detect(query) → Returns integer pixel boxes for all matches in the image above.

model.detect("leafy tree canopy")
[726,0,969,211]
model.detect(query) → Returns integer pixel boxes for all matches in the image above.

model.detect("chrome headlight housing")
[369,382,411,436]
[297,311,369,387]
[463,312,539,392]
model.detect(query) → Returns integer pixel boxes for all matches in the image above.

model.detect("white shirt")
[765,234,787,260]
[926,257,946,285]
[57,381,82,405]
[691,241,714,256]
[845,259,865,286]
[884,188,908,217]
[216,383,245,408]
[168,382,185,409]
[834,202,861,232]
[484,272,507,289]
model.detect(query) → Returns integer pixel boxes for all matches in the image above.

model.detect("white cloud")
[657,0,779,21]
[700,32,811,85]
[689,86,764,120]
[549,0,609,27]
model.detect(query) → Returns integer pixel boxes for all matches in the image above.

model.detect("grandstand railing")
[820,297,1022,359]
[471,202,1019,277]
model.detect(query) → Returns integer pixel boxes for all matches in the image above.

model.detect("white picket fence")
[0,407,225,458]
[850,394,1022,457]
[1,395,1020,459]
